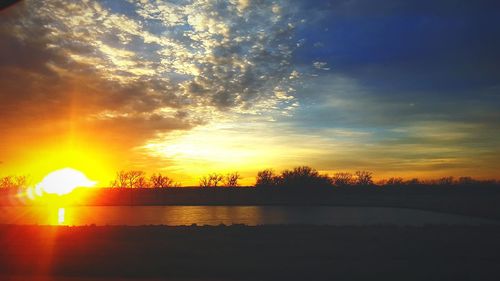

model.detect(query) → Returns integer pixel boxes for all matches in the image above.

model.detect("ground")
[1,224,500,281]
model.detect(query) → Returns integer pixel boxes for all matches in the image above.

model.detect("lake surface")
[0,206,497,226]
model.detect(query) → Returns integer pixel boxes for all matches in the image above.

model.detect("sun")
[37,168,96,195]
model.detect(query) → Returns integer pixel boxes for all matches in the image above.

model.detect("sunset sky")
[1,0,499,186]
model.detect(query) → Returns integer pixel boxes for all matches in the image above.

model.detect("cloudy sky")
[1,0,499,185]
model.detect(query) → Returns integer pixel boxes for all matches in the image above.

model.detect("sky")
[0,0,499,186]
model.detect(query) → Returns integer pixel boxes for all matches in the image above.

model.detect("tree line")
[108,166,498,188]
[0,166,498,189]
[110,171,242,188]
[255,167,371,188]
[110,171,180,188]
[255,167,499,188]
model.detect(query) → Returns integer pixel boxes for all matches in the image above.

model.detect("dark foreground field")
[1,224,500,281]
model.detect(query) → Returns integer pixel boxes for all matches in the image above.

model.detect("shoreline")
[2,187,500,220]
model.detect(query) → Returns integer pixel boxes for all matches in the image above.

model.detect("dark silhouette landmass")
[1,224,500,281]
[2,185,500,220]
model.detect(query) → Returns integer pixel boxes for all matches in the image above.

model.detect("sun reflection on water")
[57,207,65,225]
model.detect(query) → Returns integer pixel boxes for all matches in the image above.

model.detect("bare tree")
[199,175,211,188]
[127,171,146,188]
[111,171,127,188]
[224,172,241,187]
[355,171,373,186]
[386,177,404,186]
[136,176,150,188]
[150,173,175,188]
[332,172,353,186]
[199,173,224,187]
[210,173,224,187]
[111,170,146,188]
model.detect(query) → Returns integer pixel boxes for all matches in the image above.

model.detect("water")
[0,206,497,226]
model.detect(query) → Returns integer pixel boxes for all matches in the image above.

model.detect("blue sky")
[284,0,500,178]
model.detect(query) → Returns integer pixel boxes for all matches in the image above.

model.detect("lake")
[0,206,497,226]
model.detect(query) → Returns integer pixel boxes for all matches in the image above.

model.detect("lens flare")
[37,168,96,195]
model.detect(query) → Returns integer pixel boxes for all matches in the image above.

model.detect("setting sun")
[37,168,96,195]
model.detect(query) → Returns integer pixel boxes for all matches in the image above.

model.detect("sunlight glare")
[37,168,96,195]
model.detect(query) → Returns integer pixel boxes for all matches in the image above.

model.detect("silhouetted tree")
[224,172,241,187]
[199,173,224,187]
[386,177,404,186]
[136,176,150,188]
[255,169,280,188]
[112,171,127,188]
[199,176,211,188]
[150,173,175,188]
[403,178,419,186]
[457,176,476,185]
[280,166,331,189]
[355,170,373,186]
[112,170,146,188]
[331,172,353,186]
[210,173,224,187]
[437,176,454,186]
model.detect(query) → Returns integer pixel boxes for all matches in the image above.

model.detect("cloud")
[0,0,307,168]
[313,61,330,70]
[293,74,500,130]
[19,0,301,112]
[280,73,500,177]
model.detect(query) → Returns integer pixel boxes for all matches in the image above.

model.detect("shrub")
[255,169,280,188]
[280,166,332,189]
